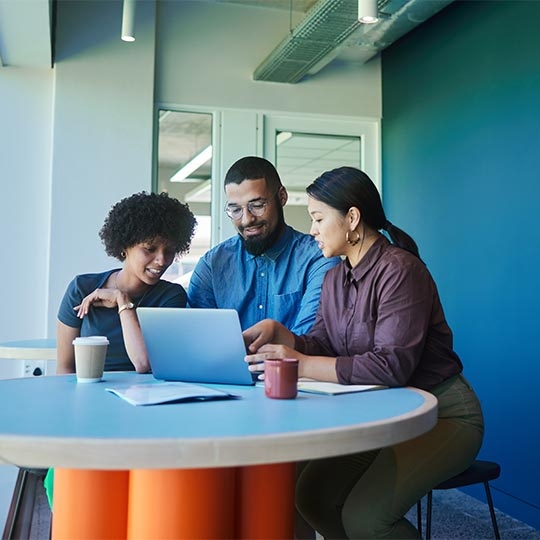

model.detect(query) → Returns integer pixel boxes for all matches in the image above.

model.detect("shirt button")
[258,305,263,310]
[260,272,265,277]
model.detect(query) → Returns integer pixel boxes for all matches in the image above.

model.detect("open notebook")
[297,380,387,395]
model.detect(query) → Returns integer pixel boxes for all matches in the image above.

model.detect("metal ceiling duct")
[253,0,362,83]
[253,0,454,83]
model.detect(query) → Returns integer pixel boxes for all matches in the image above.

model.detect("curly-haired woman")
[56,191,197,374]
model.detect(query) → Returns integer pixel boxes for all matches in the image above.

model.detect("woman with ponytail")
[244,167,484,539]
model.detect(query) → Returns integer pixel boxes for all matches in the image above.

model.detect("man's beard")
[240,215,286,256]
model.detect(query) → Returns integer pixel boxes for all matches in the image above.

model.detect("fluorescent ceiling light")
[358,0,379,24]
[185,180,211,203]
[121,0,136,42]
[170,145,213,183]
[277,131,292,146]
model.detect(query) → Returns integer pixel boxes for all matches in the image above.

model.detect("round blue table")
[0,372,437,539]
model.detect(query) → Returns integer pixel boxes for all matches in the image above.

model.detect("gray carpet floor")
[12,476,540,539]
[407,490,540,540]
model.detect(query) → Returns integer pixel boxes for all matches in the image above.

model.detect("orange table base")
[52,469,129,539]
[128,468,236,539]
[236,463,296,539]
[51,464,295,540]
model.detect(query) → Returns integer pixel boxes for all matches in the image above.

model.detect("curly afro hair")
[99,191,197,261]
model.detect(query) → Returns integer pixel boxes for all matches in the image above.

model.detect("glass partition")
[275,131,362,233]
[155,109,379,284]
[156,110,212,287]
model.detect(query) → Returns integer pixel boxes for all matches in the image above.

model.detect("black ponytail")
[307,167,421,259]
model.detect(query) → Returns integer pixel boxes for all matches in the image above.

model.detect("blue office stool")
[416,460,501,540]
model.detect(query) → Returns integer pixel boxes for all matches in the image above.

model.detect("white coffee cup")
[72,336,109,383]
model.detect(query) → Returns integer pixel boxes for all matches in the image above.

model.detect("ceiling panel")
[277,133,361,191]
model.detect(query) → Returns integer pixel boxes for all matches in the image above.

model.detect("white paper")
[105,381,236,406]
[297,381,387,395]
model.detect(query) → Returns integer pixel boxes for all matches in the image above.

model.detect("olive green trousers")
[296,375,484,539]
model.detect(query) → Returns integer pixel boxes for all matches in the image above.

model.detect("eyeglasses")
[224,191,278,220]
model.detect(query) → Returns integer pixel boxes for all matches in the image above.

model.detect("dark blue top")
[58,269,187,371]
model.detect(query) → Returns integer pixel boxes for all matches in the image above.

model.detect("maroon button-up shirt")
[294,236,462,390]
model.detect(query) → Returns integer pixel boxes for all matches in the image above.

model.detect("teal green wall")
[382,0,540,528]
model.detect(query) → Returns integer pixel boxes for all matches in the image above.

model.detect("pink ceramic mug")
[264,358,298,399]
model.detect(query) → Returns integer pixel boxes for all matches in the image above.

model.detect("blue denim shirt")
[188,226,340,334]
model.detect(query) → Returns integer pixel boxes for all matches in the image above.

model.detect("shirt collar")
[245,225,293,262]
[344,235,389,285]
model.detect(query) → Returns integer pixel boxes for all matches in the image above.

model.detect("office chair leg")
[2,468,28,540]
[483,481,501,540]
[425,490,433,540]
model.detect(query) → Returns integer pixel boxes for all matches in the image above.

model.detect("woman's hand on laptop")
[243,319,295,353]
[243,319,302,379]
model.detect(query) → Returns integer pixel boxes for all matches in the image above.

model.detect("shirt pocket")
[274,291,303,329]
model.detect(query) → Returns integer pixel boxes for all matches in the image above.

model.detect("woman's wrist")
[116,291,131,307]
[118,302,136,315]
[297,357,306,379]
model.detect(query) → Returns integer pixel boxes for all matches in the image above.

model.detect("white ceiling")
[1,0,453,197]
[0,0,454,71]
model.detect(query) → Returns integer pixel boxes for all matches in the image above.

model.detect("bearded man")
[188,156,339,334]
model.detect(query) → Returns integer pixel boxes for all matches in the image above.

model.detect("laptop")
[137,307,255,386]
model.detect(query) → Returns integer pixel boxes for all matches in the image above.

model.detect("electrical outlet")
[22,360,46,377]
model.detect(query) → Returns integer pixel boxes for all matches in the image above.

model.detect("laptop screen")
[137,307,255,386]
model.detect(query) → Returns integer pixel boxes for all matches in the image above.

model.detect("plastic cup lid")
[72,336,109,345]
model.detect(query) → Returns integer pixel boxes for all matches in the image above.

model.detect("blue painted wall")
[381,0,540,528]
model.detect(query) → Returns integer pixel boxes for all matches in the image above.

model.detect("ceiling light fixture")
[276,131,293,146]
[121,0,136,42]
[358,0,379,24]
[170,146,213,183]
[184,180,212,203]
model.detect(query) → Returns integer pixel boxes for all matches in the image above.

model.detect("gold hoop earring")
[346,230,361,246]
